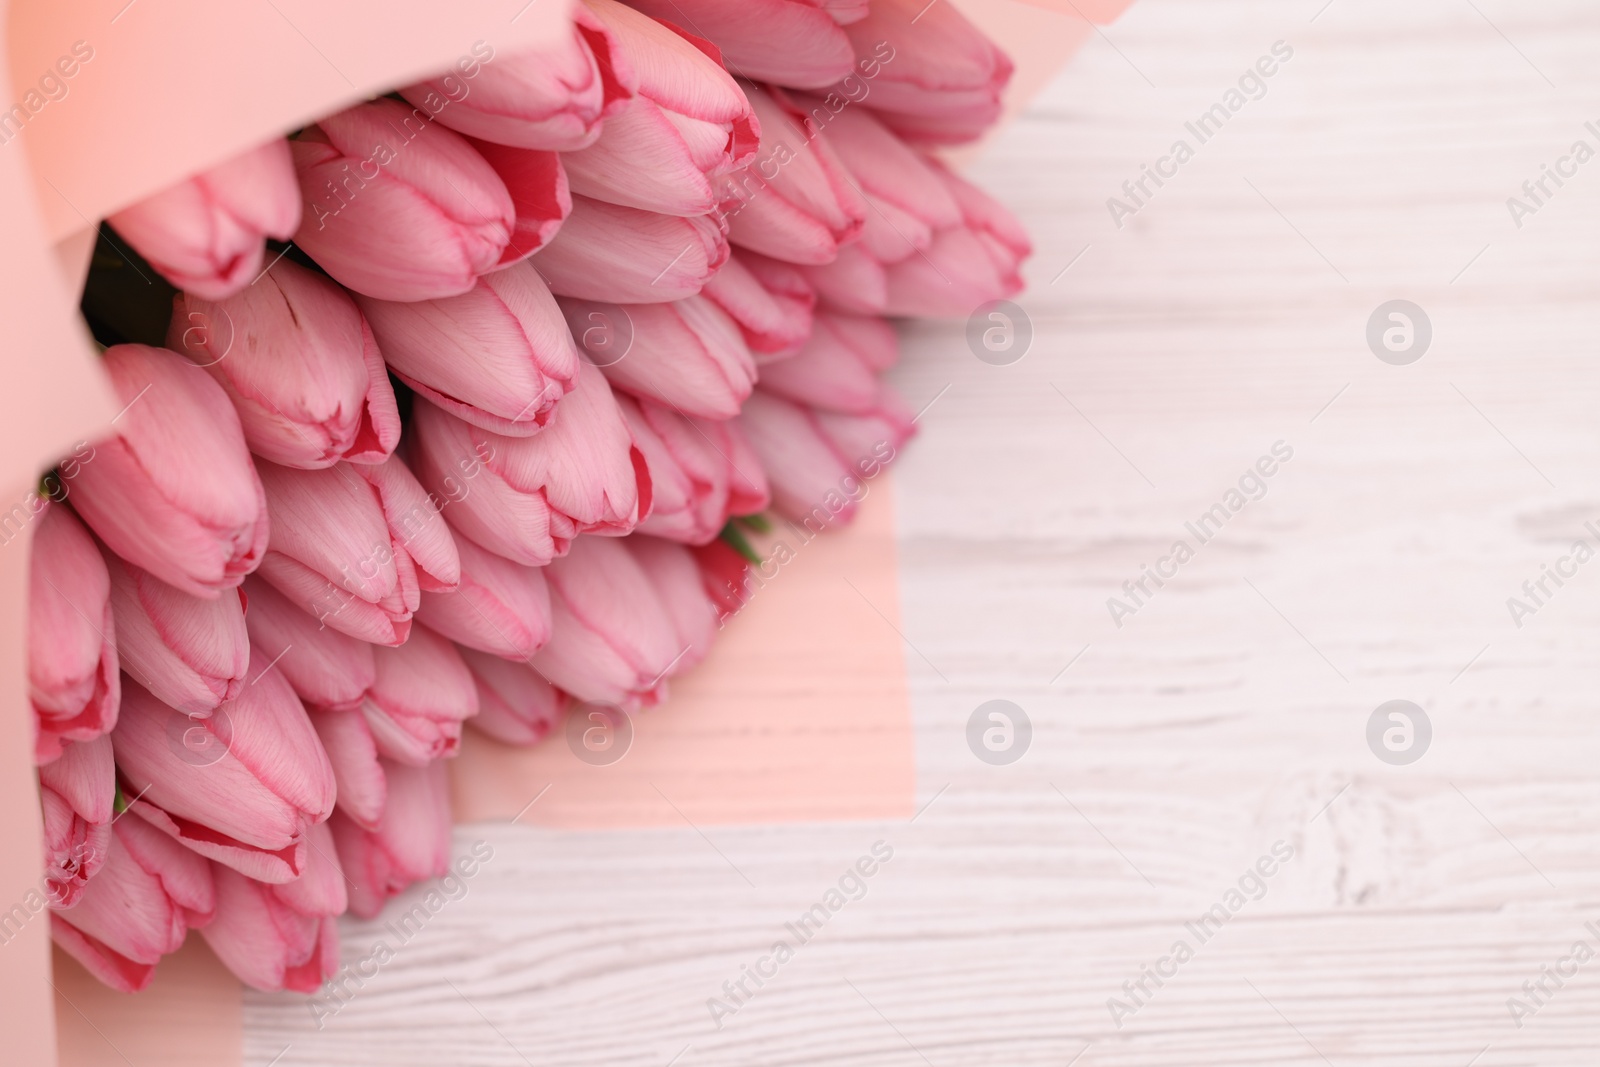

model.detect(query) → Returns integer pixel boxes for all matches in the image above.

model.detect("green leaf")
[719,521,764,565]
[735,512,773,534]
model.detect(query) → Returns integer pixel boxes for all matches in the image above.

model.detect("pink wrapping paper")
[0,0,1136,1062]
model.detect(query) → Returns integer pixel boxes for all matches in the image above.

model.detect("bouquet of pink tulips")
[29,0,1027,993]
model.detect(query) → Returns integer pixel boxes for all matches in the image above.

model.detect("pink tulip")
[562,0,759,217]
[618,393,769,544]
[701,250,815,360]
[718,83,866,266]
[28,503,118,764]
[832,0,1013,146]
[254,457,459,646]
[561,295,755,420]
[532,536,681,709]
[292,99,515,301]
[168,258,400,469]
[113,655,336,884]
[39,735,114,908]
[880,160,1032,317]
[627,537,718,677]
[50,816,216,993]
[734,389,883,524]
[693,537,754,623]
[747,311,888,415]
[242,576,374,713]
[200,821,344,993]
[331,759,452,920]
[71,345,269,599]
[105,550,248,722]
[311,706,386,831]
[468,141,572,267]
[804,0,868,23]
[107,137,299,300]
[362,624,478,766]
[460,646,568,746]
[534,195,728,303]
[357,262,578,437]
[399,9,633,151]
[624,0,856,89]
[409,363,647,568]
[416,535,552,661]
[813,395,915,478]
[818,103,961,262]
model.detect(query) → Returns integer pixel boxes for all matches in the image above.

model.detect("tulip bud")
[746,311,886,415]
[618,393,768,545]
[107,137,300,300]
[829,0,1013,146]
[468,141,572,267]
[310,706,386,831]
[400,9,634,151]
[112,655,336,884]
[627,537,718,677]
[718,83,866,266]
[200,821,344,993]
[534,195,728,303]
[254,457,459,646]
[410,362,647,568]
[104,549,249,717]
[331,759,452,920]
[624,0,856,89]
[242,576,375,712]
[168,258,401,469]
[813,101,962,263]
[28,503,118,763]
[693,537,754,623]
[532,536,681,709]
[562,0,759,217]
[357,262,578,437]
[39,735,114,908]
[561,295,755,420]
[362,624,478,767]
[701,250,816,360]
[734,389,860,524]
[50,816,216,993]
[291,99,515,301]
[71,345,269,599]
[416,535,552,661]
[460,646,569,746]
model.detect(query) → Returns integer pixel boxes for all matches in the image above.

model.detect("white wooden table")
[244,1,1600,1062]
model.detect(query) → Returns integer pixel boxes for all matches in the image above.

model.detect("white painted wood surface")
[245,1,1600,1062]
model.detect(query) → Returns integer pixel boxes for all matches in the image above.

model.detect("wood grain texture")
[243,0,1600,1063]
